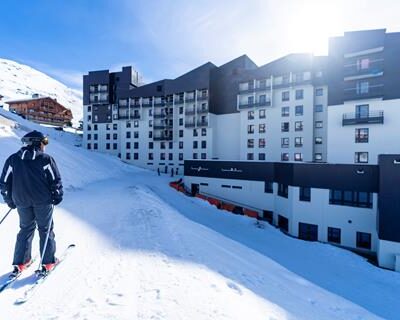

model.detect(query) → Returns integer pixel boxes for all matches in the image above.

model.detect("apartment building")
[327,29,400,165]
[83,29,400,271]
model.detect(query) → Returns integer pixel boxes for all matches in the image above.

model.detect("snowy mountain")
[0,58,82,126]
[0,108,399,319]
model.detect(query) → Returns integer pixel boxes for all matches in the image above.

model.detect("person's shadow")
[0,272,37,291]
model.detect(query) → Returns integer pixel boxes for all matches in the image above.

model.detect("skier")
[0,130,63,276]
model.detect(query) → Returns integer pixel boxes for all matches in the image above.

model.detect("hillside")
[0,58,82,125]
[0,108,399,319]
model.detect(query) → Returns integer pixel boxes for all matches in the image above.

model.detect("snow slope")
[0,58,82,125]
[0,109,399,319]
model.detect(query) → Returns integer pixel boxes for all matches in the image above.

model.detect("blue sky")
[1,0,399,90]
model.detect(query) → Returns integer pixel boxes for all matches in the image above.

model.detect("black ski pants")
[13,204,56,265]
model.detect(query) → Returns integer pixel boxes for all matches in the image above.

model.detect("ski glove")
[6,201,16,209]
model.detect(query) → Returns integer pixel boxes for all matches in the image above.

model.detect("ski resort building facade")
[82,29,400,271]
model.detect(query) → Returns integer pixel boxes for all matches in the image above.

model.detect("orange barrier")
[207,197,221,208]
[221,202,235,212]
[196,194,207,200]
[243,208,259,219]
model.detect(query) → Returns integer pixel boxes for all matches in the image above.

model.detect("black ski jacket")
[0,146,63,207]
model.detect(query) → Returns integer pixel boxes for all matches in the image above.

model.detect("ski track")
[0,120,395,320]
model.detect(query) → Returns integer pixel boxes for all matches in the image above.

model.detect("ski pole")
[0,208,13,225]
[38,205,54,268]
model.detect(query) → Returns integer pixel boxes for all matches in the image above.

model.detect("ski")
[14,244,76,305]
[0,256,37,294]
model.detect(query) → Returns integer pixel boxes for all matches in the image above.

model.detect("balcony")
[142,101,152,107]
[185,109,196,115]
[154,113,166,119]
[239,86,254,94]
[238,101,271,110]
[130,103,141,108]
[174,99,184,105]
[119,114,141,120]
[154,101,166,107]
[254,85,269,92]
[197,95,208,101]
[197,107,208,114]
[197,119,208,127]
[185,122,196,128]
[154,135,172,141]
[342,110,384,125]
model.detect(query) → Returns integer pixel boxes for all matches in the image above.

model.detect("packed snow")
[0,58,82,125]
[0,109,399,319]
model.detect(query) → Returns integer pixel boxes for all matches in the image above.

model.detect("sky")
[1,0,399,90]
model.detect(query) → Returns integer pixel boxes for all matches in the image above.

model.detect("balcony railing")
[119,114,141,120]
[238,101,271,109]
[185,97,195,103]
[142,101,152,107]
[174,99,184,104]
[185,109,196,115]
[197,119,208,127]
[185,122,196,128]
[153,113,166,119]
[130,103,141,108]
[154,101,166,107]
[197,107,208,113]
[197,95,208,101]
[342,110,384,126]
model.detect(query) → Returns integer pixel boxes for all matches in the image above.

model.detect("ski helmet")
[21,130,49,146]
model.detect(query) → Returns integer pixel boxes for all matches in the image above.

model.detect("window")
[248,125,254,134]
[278,184,288,198]
[179,153,183,160]
[126,153,131,160]
[282,91,290,101]
[193,141,198,149]
[179,141,183,149]
[356,104,369,118]
[248,111,254,120]
[264,181,273,193]
[161,142,166,149]
[355,128,369,143]
[148,120,153,127]
[160,153,165,160]
[315,153,322,161]
[179,130,183,138]
[258,153,265,160]
[94,143,98,150]
[113,133,118,140]
[358,58,370,70]
[193,129,198,137]
[126,122,131,128]
[281,138,289,148]
[315,88,323,96]
[113,124,118,130]
[134,153,139,160]
[259,123,266,133]
[259,138,266,148]
[278,215,289,232]
[248,96,254,105]
[134,132,139,139]
[247,153,254,160]
[357,81,369,94]
[126,142,131,149]
[134,120,139,128]
[281,153,289,161]
[295,121,303,131]
[356,232,371,250]
[201,128,207,136]
[87,134,91,140]
[149,142,154,149]
[315,121,323,128]
[169,142,173,149]
[148,153,153,160]
[179,107,183,115]
[126,132,131,139]
[259,109,266,119]
[281,107,289,117]
[106,143,110,150]
[134,142,139,149]
[259,95,266,104]
[298,223,318,241]
[314,104,323,112]
[87,115,91,121]
[294,153,303,161]
[355,152,368,163]
[148,131,153,138]
[179,118,183,126]
[201,153,206,159]
[281,122,289,132]
[328,227,341,244]
[87,143,91,150]
[329,190,372,208]
[113,143,117,150]
[94,124,98,130]
[295,105,303,116]
[295,137,303,147]
[247,139,254,148]
[295,89,304,100]
[315,137,322,144]
[94,134,98,141]
[193,153,198,159]
[201,141,207,149]
[87,106,92,112]
[299,187,311,201]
